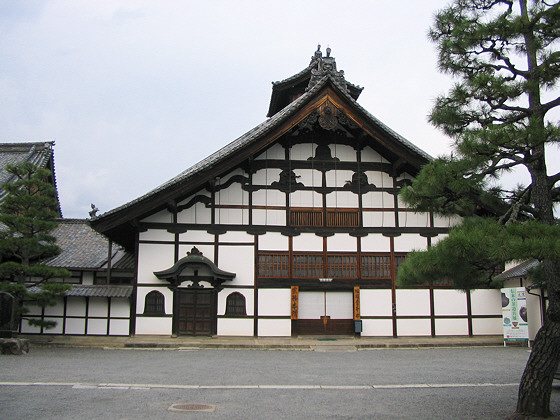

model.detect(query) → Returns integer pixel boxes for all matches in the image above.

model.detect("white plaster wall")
[397,319,431,336]
[218,289,254,316]
[87,318,107,335]
[470,290,501,316]
[43,317,63,334]
[217,318,254,336]
[109,319,130,335]
[82,272,94,285]
[258,319,291,336]
[362,191,394,208]
[216,208,248,225]
[293,233,323,252]
[179,229,214,243]
[365,171,393,188]
[290,190,323,208]
[135,317,172,335]
[252,168,282,186]
[219,246,254,286]
[433,214,462,228]
[331,145,356,161]
[360,234,391,252]
[431,234,448,246]
[258,232,289,251]
[140,229,175,242]
[136,287,173,315]
[252,189,285,206]
[435,318,469,336]
[219,231,253,243]
[258,289,291,316]
[141,209,172,223]
[362,319,393,336]
[472,317,503,335]
[67,297,86,316]
[253,209,286,226]
[360,289,393,316]
[178,244,214,260]
[20,319,42,333]
[325,191,359,208]
[177,202,212,224]
[362,146,389,163]
[217,183,248,206]
[137,243,174,284]
[110,299,130,317]
[290,143,316,161]
[527,292,544,340]
[88,297,108,317]
[293,169,322,188]
[255,143,285,160]
[396,289,430,316]
[399,212,430,228]
[65,318,86,334]
[393,234,429,252]
[434,290,468,316]
[362,211,396,228]
[326,170,355,187]
[43,300,64,316]
[327,234,356,252]
[178,190,210,207]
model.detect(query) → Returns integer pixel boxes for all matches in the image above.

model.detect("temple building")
[9,47,510,338]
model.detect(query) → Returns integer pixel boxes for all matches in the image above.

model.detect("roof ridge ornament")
[308,44,347,93]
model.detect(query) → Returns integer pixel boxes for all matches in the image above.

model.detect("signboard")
[501,287,529,342]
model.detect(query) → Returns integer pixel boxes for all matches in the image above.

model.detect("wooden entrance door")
[177,289,216,336]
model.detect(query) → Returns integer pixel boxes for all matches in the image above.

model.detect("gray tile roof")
[93,73,432,225]
[495,260,540,280]
[45,219,129,270]
[0,141,61,215]
[28,284,132,298]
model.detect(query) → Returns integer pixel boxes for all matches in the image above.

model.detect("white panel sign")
[501,287,529,342]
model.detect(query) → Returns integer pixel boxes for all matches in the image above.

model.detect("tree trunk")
[514,316,560,418]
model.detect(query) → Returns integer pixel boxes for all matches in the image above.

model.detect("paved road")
[1,346,559,419]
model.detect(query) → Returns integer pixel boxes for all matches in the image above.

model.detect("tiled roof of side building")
[28,284,133,298]
[45,219,127,270]
[495,260,540,280]
[0,141,61,216]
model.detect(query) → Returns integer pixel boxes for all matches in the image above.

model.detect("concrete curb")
[17,334,510,351]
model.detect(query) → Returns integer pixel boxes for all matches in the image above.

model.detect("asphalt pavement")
[2,343,559,419]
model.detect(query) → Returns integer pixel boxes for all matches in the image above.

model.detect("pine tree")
[0,162,70,330]
[399,0,560,417]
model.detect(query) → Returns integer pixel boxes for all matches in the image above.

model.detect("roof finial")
[326,46,331,57]
[313,44,322,60]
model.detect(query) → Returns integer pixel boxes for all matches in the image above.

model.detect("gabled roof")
[91,51,432,249]
[0,141,61,217]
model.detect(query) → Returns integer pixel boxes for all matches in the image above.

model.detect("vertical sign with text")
[501,287,529,342]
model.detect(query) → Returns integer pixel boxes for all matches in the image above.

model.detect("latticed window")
[258,253,289,277]
[293,253,324,278]
[225,292,246,316]
[361,254,391,278]
[289,208,359,227]
[144,290,165,315]
[327,254,357,278]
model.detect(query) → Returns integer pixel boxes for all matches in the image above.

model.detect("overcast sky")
[1,0,470,218]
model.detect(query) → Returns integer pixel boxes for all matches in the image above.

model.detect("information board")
[501,287,529,342]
